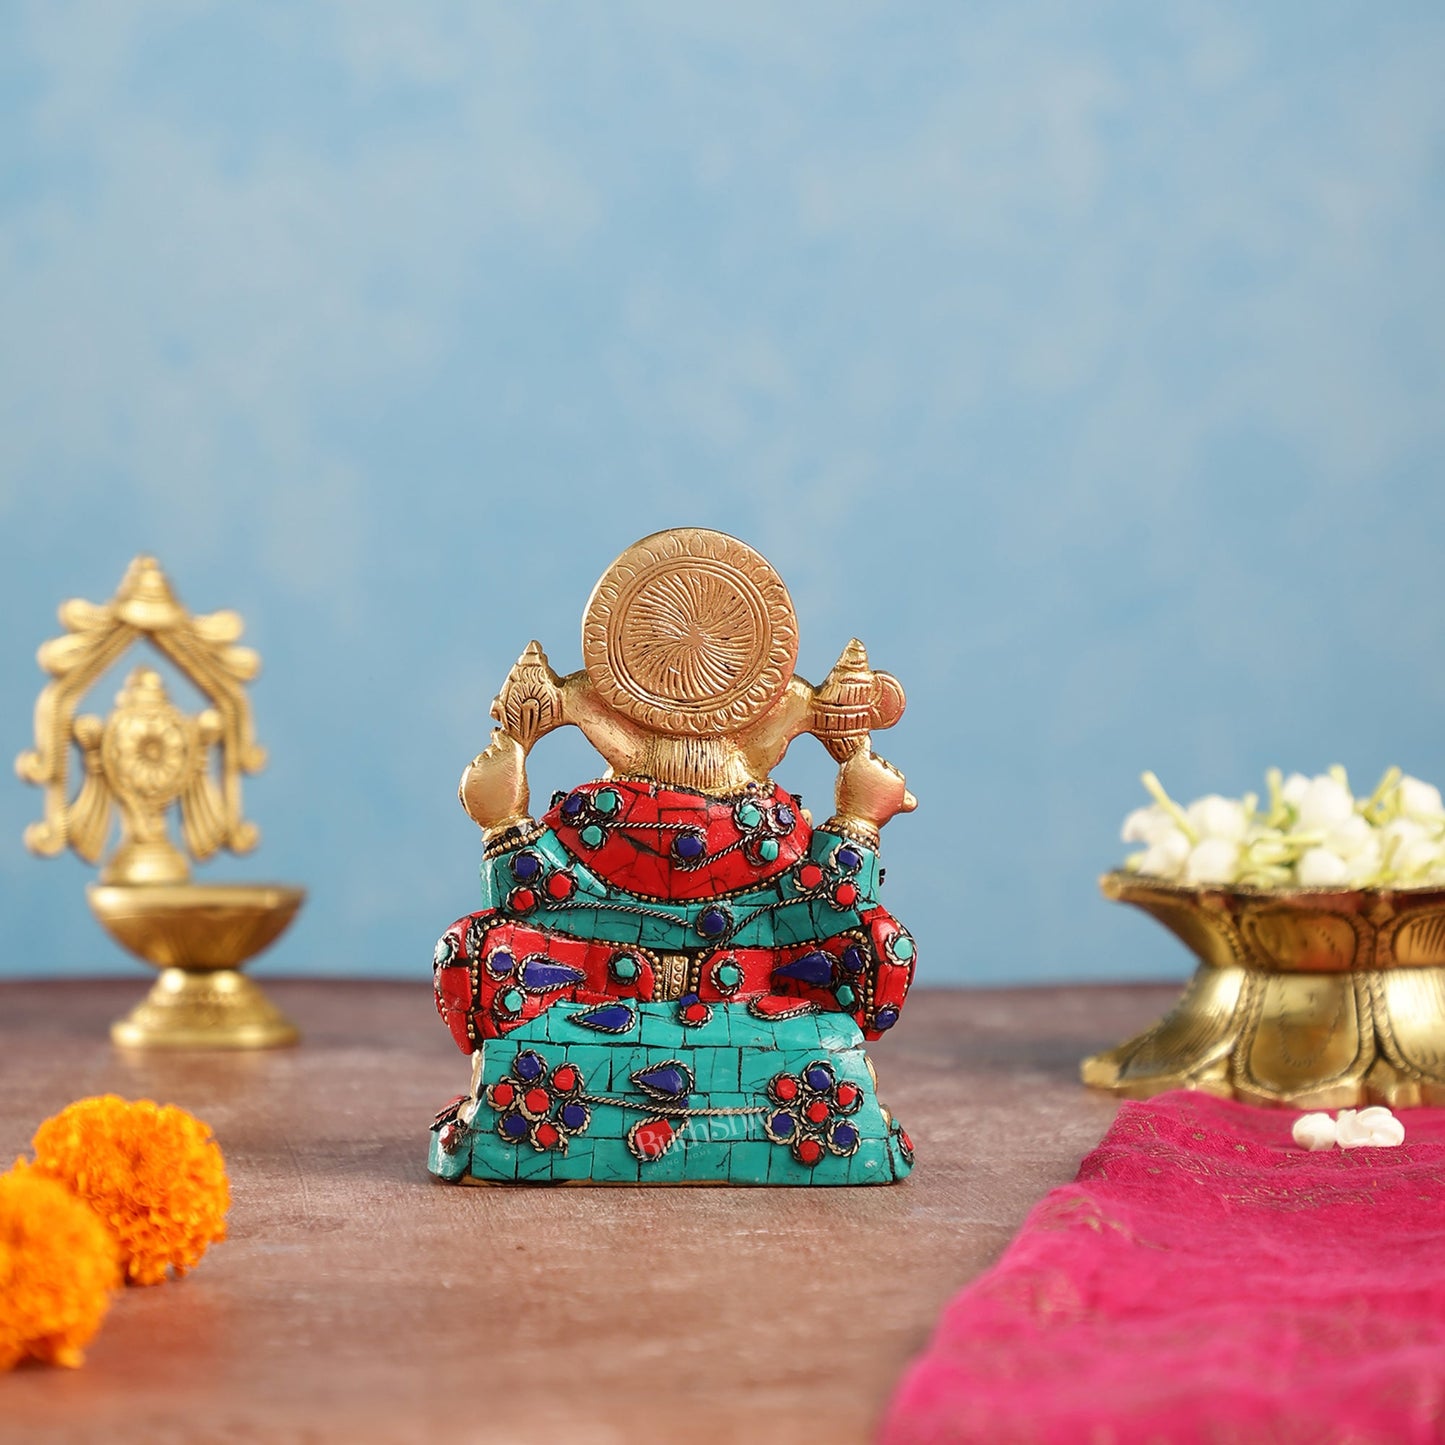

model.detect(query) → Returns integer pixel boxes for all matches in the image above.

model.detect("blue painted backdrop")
[3,4,1444,985]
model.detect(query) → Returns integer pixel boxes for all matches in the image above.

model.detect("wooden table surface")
[0,979,1176,1445]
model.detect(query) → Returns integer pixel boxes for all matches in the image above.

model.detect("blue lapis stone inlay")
[560,1103,588,1130]
[698,906,730,938]
[776,805,795,830]
[561,792,586,820]
[511,851,542,881]
[501,1113,529,1139]
[839,945,865,974]
[569,1003,637,1034]
[832,1122,859,1150]
[674,832,706,861]
[835,846,862,873]
[804,1064,834,1092]
[774,951,834,986]
[486,949,516,976]
[770,1112,795,1137]
[874,1008,899,1030]
[632,1062,694,1099]
[520,957,586,993]
[514,1051,545,1081]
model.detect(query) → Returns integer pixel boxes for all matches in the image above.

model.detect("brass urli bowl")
[1083,870,1445,1109]
[88,881,304,1049]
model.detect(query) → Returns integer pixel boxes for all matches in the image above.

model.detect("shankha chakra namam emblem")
[429,527,919,1186]
[17,556,304,1049]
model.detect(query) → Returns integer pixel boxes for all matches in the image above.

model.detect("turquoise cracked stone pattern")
[428,1002,912,1186]
[478,827,880,952]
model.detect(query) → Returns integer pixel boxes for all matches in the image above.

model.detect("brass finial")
[811,637,906,762]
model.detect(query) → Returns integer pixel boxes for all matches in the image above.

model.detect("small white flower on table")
[1291,1106,1405,1151]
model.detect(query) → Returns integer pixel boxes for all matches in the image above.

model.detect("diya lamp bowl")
[1084,870,1445,1109]
[88,881,304,1049]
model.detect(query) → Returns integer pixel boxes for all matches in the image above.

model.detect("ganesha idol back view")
[429,527,919,1185]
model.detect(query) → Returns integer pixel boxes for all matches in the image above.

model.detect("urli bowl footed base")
[1084,870,1445,1109]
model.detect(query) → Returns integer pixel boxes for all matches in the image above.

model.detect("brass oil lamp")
[17,557,303,1048]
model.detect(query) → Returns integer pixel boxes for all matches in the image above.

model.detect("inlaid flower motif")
[484,1049,591,1153]
[762,1060,865,1167]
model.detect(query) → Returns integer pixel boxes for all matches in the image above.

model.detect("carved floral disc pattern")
[105,703,191,802]
[582,528,799,735]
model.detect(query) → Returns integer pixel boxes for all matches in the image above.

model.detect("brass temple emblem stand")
[1085,872,1445,1109]
[17,557,303,1048]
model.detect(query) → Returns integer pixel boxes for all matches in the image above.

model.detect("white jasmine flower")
[1184,837,1244,885]
[1398,775,1445,820]
[1324,814,1375,861]
[1281,772,1310,808]
[1122,805,1183,846]
[1296,847,1351,887]
[1342,844,1384,885]
[1133,831,1191,879]
[1186,795,1250,842]
[1334,1106,1405,1148]
[1292,774,1355,831]
[1381,817,1430,852]
[1119,768,1445,889]
[1291,1113,1337,1151]
[1397,841,1445,882]
[1380,817,1445,882]
[1354,1106,1406,1146]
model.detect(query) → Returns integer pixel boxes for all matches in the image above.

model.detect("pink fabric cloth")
[883,1092,1445,1445]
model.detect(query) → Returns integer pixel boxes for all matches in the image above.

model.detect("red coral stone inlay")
[524,1087,551,1115]
[772,1074,799,1101]
[683,1002,709,1023]
[545,872,576,900]
[805,1099,831,1125]
[632,1119,675,1160]
[509,887,537,913]
[835,1082,861,1109]
[490,1082,516,1108]
[551,1065,579,1093]
[535,1122,560,1148]
[833,882,859,908]
[797,1138,824,1166]
[798,863,824,891]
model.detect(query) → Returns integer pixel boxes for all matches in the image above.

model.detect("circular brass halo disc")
[582,528,799,736]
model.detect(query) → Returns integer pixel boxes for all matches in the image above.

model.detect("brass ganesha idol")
[429,527,919,1185]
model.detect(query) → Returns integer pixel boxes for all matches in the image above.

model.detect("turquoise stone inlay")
[427,1003,913,1187]
[477,826,882,955]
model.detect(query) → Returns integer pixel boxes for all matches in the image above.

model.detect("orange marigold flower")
[31,1096,230,1287]
[0,1161,121,1369]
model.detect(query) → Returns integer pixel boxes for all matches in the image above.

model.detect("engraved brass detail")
[18,557,303,1048]
[1084,872,1445,1107]
[582,528,798,736]
[460,527,916,830]
[18,555,264,885]
[655,953,692,1002]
